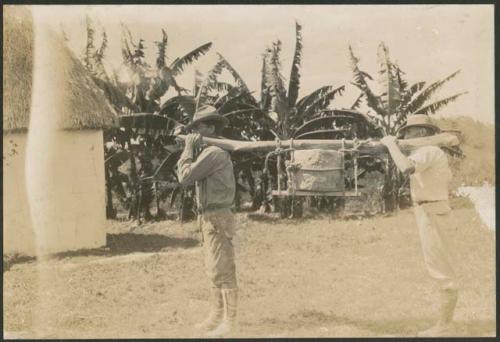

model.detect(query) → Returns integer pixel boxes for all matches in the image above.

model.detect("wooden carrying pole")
[176,132,460,154]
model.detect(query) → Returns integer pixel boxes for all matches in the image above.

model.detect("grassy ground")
[3,115,495,338]
[3,197,495,338]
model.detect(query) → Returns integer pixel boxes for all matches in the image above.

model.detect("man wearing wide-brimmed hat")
[381,114,458,337]
[177,105,238,337]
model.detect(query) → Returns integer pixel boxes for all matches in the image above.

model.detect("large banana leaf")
[205,57,227,85]
[120,25,149,76]
[121,34,133,67]
[296,85,345,120]
[216,90,256,113]
[212,86,243,108]
[160,95,196,112]
[92,76,139,112]
[159,95,196,123]
[349,45,374,84]
[405,70,461,114]
[93,29,108,73]
[287,21,302,109]
[170,42,212,76]
[195,81,236,109]
[148,65,186,101]
[212,81,235,94]
[350,93,364,110]
[222,107,276,141]
[195,56,227,109]
[399,81,426,113]
[376,43,401,116]
[215,53,252,94]
[222,108,259,120]
[155,29,168,69]
[300,85,345,119]
[296,85,335,112]
[414,91,468,115]
[394,64,408,94]
[84,17,109,81]
[353,82,384,116]
[223,107,275,125]
[84,15,96,70]
[348,45,385,115]
[260,49,272,111]
[265,41,287,121]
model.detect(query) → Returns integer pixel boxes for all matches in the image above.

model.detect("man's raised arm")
[177,137,225,186]
[380,135,415,175]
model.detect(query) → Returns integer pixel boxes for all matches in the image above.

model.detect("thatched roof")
[3,6,33,132]
[3,6,119,133]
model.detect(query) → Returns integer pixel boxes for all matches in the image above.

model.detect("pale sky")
[32,4,494,123]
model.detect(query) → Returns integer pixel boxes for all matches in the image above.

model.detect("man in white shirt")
[380,114,457,337]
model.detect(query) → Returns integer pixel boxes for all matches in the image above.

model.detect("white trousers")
[413,201,457,290]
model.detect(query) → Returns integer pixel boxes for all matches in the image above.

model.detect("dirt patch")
[3,198,495,338]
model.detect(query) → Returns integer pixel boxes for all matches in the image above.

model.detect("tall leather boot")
[195,287,223,331]
[418,288,458,337]
[207,288,238,337]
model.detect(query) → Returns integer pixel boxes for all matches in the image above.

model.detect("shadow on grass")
[246,309,496,337]
[54,233,200,259]
[3,253,37,272]
[4,233,200,271]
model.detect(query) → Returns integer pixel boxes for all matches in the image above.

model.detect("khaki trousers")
[199,208,237,288]
[413,201,457,290]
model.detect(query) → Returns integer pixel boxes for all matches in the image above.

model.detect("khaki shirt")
[408,145,452,203]
[177,145,235,212]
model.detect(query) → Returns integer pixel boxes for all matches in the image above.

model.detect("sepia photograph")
[2,3,496,339]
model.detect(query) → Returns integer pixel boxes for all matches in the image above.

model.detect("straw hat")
[185,105,228,130]
[397,114,440,137]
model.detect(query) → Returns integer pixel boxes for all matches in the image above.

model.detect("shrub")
[435,116,494,190]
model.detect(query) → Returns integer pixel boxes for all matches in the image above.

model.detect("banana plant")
[161,23,346,214]
[261,22,346,139]
[81,19,212,221]
[349,42,468,135]
[120,25,213,113]
[182,22,345,141]
[157,55,272,210]
[82,16,139,113]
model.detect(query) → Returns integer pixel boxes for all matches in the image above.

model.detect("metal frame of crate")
[264,138,363,198]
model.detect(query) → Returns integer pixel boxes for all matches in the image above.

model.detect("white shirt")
[408,146,452,202]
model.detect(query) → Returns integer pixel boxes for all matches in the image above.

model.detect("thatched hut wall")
[3,134,36,255]
[3,6,118,256]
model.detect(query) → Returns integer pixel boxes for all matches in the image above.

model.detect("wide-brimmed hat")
[397,114,440,137]
[185,105,229,130]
